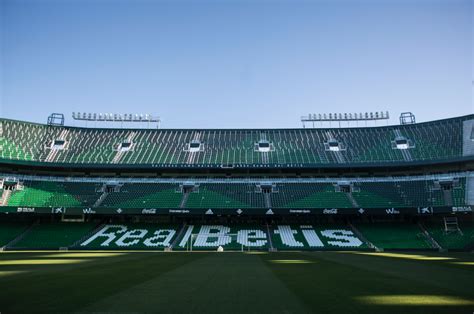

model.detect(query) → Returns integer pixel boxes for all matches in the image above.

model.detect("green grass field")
[0,251,473,313]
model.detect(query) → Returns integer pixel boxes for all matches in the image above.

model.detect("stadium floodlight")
[47,113,65,126]
[72,112,160,123]
[400,112,416,125]
[301,111,389,123]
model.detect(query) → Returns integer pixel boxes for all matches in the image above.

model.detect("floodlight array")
[72,112,160,123]
[301,111,389,122]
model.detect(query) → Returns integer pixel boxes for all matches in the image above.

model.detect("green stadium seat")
[11,222,98,249]
[1,115,470,166]
[355,222,432,249]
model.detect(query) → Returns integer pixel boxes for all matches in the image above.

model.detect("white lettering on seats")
[179,225,194,248]
[237,230,267,247]
[116,229,148,247]
[143,229,176,247]
[275,225,304,247]
[320,229,363,247]
[80,225,127,247]
[301,228,324,247]
[194,225,231,247]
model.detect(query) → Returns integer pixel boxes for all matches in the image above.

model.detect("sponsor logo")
[323,208,338,214]
[289,209,311,214]
[385,208,400,214]
[142,208,157,214]
[116,208,123,214]
[52,208,64,214]
[83,208,96,214]
[17,207,35,213]
[236,209,243,215]
[266,209,274,215]
[169,209,190,214]
[417,207,433,214]
[205,209,214,215]
[452,206,473,213]
[358,208,365,214]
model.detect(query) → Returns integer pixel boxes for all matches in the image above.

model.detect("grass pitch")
[0,251,473,313]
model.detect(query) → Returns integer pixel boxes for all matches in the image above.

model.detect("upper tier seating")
[1,115,471,166]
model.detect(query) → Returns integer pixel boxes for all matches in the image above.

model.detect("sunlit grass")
[0,250,164,253]
[270,259,314,264]
[450,261,474,266]
[0,271,30,277]
[244,251,268,255]
[0,250,65,254]
[38,253,127,258]
[346,252,455,261]
[0,259,91,266]
[355,295,474,306]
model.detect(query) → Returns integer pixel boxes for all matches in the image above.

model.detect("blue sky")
[0,0,472,128]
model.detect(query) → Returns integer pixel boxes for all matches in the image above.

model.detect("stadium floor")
[0,251,473,313]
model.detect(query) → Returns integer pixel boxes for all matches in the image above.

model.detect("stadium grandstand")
[0,115,472,167]
[3,1,473,312]
[0,114,473,252]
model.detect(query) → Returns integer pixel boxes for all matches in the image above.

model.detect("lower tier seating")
[77,223,180,249]
[270,224,367,250]
[0,221,472,250]
[173,225,270,250]
[12,222,98,249]
[425,222,474,249]
[101,184,182,208]
[0,222,30,247]
[355,222,432,249]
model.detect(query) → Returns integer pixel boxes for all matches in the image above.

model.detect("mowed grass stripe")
[0,251,473,314]
[79,253,309,314]
[260,252,474,314]
[307,251,474,296]
[0,252,206,313]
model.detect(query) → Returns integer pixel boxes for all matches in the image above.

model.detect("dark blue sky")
[1,0,472,128]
